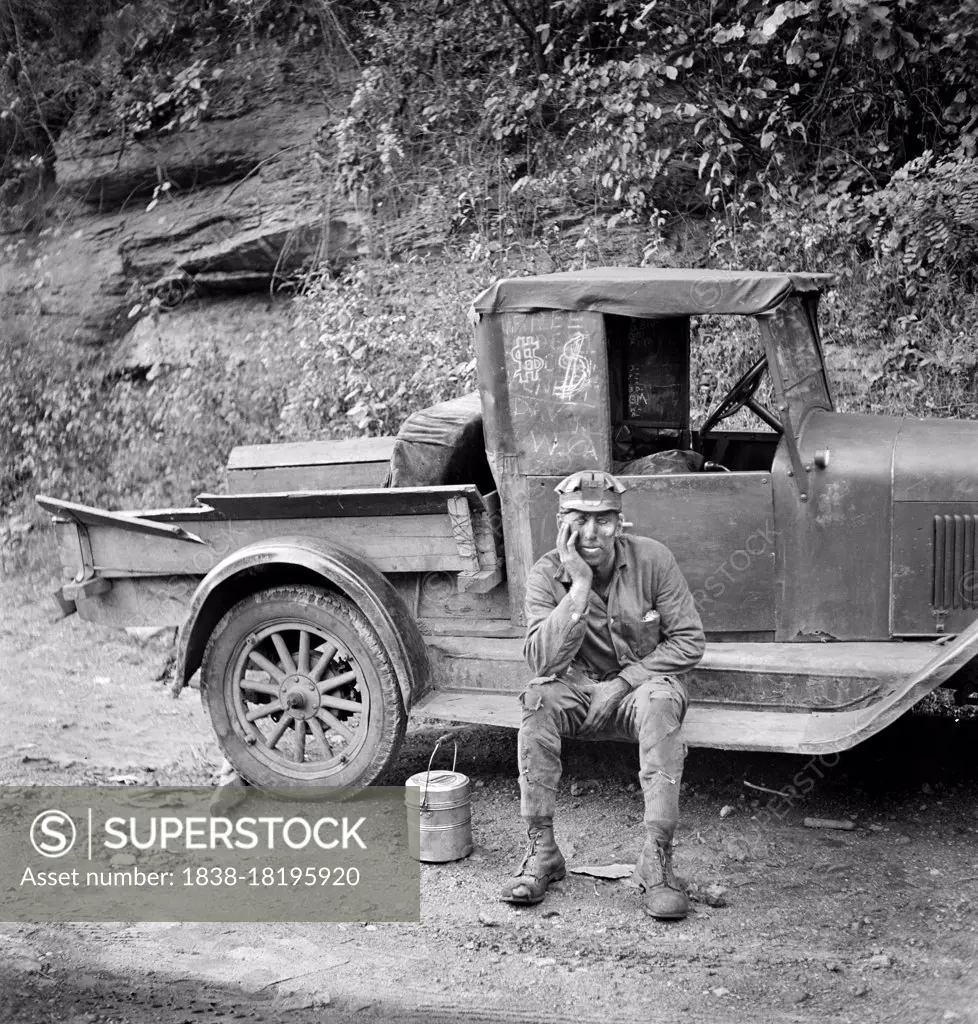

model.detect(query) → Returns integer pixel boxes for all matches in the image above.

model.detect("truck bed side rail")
[35,496,206,544]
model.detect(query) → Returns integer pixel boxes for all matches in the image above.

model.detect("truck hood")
[781,410,978,640]
[892,416,978,502]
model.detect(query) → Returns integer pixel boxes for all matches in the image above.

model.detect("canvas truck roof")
[471,267,836,319]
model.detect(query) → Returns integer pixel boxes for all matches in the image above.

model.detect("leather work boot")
[633,838,689,920]
[499,818,566,905]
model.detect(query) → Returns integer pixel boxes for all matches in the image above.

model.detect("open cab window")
[606,314,691,464]
[604,295,832,476]
[607,313,776,473]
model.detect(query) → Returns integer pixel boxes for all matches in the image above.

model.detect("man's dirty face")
[558,510,621,569]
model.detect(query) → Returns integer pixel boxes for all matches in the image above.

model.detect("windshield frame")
[757,293,833,493]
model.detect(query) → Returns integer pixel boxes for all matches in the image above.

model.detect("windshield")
[766,295,832,418]
[690,295,831,432]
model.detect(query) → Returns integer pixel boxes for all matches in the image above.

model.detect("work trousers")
[517,673,688,844]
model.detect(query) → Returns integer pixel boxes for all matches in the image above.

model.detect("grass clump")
[0,324,289,523]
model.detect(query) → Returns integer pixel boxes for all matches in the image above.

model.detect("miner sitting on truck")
[500,470,706,920]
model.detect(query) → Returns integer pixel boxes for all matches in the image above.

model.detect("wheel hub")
[278,674,321,720]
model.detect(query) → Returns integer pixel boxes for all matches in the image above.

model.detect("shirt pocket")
[619,612,660,659]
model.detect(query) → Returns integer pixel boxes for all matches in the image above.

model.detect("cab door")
[527,471,777,638]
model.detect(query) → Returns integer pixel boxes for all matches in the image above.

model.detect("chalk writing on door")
[553,331,592,401]
[510,335,546,387]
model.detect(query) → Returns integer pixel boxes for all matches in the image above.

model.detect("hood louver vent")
[932,513,978,610]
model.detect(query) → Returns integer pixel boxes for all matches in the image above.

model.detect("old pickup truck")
[37,267,978,791]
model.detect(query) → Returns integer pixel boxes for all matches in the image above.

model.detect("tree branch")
[493,0,546,72]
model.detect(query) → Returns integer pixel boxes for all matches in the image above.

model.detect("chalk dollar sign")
[554,334,591,400]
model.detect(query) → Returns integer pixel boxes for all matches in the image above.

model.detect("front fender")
[172,536,429,713]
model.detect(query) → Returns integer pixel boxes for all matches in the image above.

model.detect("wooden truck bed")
[37,486,503,628]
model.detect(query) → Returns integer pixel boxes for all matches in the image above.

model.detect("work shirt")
[523,534,706,688]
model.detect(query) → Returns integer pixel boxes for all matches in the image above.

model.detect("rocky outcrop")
[2,86,366,355]
[114,294,297,369]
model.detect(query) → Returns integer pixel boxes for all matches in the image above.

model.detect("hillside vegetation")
[3,0,978,529]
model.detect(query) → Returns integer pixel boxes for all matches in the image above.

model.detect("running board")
[411,688,825,751]
[423,636,937,711]
[418,628,978,754]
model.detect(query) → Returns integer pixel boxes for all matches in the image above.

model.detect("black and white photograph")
[1,1,976,1021]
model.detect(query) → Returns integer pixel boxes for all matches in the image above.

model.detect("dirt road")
[1,564,976,1024]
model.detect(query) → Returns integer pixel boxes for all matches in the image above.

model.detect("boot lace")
[643,842,681,892]
[518,828,545,874]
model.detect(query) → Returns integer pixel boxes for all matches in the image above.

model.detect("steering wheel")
[699,354,783,441]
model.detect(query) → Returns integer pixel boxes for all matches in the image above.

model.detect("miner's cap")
[555,470,626,512]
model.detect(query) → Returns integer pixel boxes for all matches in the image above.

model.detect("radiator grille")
[933,513,978,610]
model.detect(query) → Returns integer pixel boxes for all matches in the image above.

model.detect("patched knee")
[634,688,683,727]
[519,676,559,714]
[519,687,544,712]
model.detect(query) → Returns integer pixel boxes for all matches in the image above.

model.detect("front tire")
[200,585,406,791]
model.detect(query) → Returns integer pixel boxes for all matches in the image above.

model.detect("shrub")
[862,148,978,296]
[0,324,288,518]
[286,258,484,439]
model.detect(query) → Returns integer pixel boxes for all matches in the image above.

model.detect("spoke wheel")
[200,585,405,791]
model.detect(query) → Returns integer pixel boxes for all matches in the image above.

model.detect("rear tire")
[200,585,406,792]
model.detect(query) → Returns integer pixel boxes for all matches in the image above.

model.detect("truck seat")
[614,450,705,475]
[386,392,496,494]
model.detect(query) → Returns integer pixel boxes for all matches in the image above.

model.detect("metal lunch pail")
[405,736,473,863]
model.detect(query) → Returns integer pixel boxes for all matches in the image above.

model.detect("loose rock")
[704,884,728,908]
[11,958,43,974]
[724,838,750,862]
